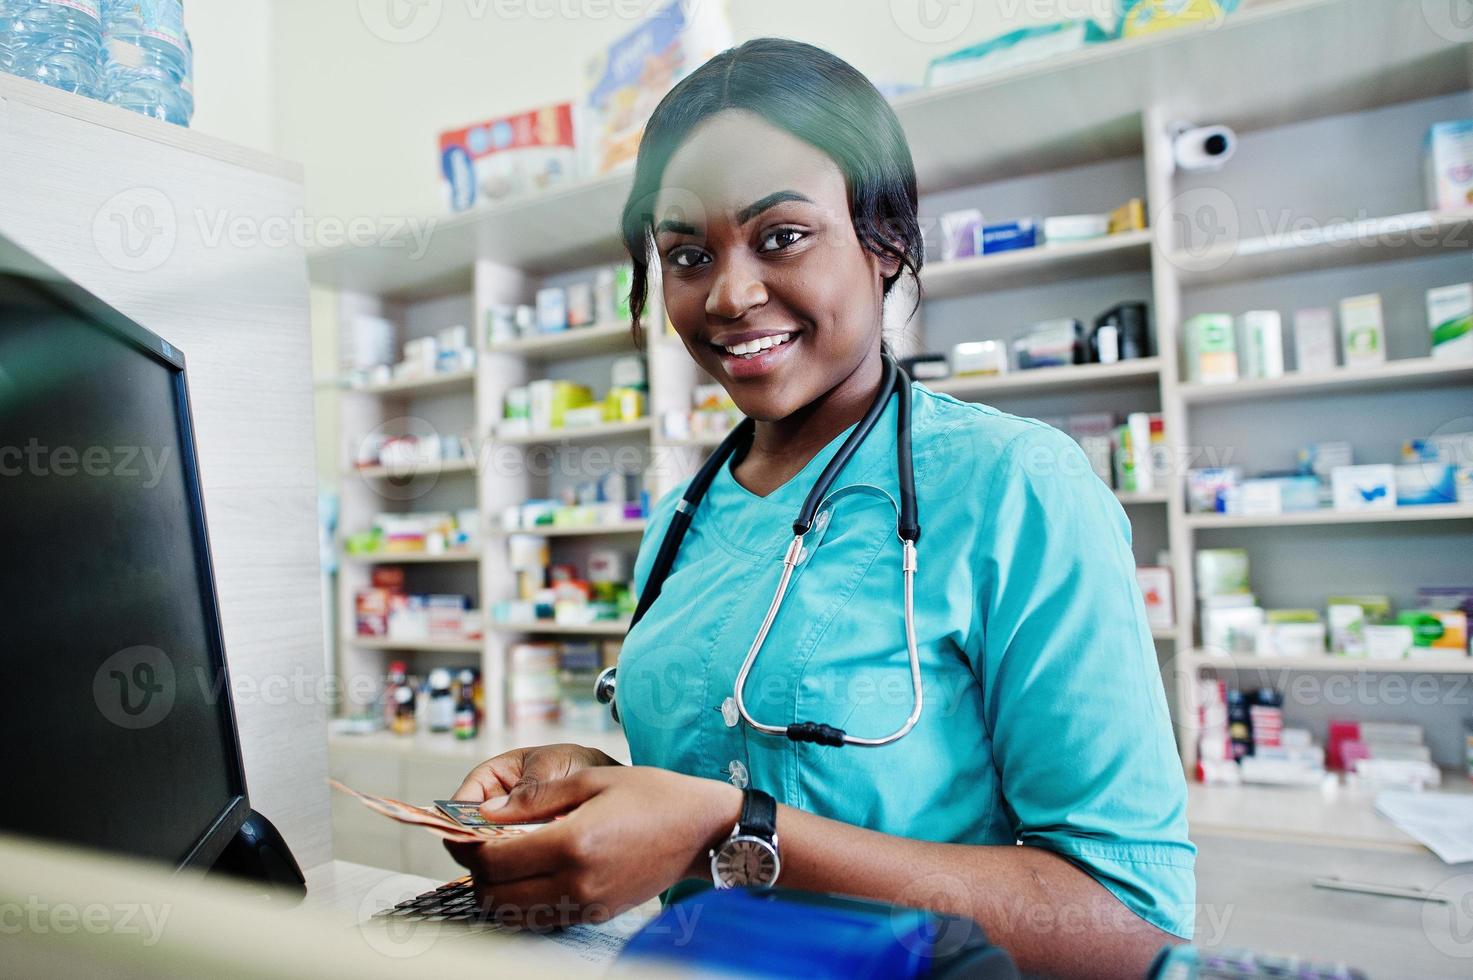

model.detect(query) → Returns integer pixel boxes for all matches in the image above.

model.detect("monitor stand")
[211,810,306,903]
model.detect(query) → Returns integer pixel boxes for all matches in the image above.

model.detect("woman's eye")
[668,247,708,269]
[760,228,806,252]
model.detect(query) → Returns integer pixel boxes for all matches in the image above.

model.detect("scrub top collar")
[702,383,906,559]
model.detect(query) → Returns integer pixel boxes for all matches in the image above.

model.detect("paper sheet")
[1375,790,1473,864]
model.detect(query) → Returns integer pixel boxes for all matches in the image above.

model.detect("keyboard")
[370,875,490,923]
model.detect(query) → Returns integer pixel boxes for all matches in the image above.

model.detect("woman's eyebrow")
[736,190,812,225]
[655,217,698,236]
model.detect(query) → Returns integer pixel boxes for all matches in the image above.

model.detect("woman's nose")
[706,255,768,320]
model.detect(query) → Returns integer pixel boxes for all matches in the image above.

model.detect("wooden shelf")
[349,458,477,480]
[1173,208,1473,288]
[1187,651,1473,674]
[307,0,1468,300]
[927,358,1160,400]
[344,550,480,565]
[340,368,475,397]
[344,636,483,654]
[488,620,631,637]
[494,519,648,538]
[1117,490,1169,505]
[1179,357,1473,405]
[1151,625,1178,641]
[486,321,637,360]
[921,231,1153,299]
[495,417,652,445]
[1185,503,1473,530]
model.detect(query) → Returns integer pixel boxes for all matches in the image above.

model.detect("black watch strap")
[737,788,777,839]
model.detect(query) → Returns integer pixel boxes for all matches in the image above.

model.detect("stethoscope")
[596,353,922,748]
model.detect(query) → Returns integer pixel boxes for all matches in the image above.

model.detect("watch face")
[713,836,779,887]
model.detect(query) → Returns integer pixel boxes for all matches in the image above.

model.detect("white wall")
[267,0,1101,224]
[186,0,277,154]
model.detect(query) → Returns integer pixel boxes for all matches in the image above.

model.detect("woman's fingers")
[450,750,529,803]
[483,767,604,822]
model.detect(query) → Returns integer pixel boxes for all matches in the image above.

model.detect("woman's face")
[653,110,899,422]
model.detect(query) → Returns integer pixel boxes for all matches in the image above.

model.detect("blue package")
[979,219,1039,255]
[618,887,1019,979]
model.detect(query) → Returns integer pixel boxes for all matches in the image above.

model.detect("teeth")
[722,333,791,358]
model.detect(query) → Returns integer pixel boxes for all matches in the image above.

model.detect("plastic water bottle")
[101,0,189,125]
[7,0,105,99]
[1,1,15,75]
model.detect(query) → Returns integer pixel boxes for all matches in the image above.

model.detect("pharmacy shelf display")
[316,0,1473,799]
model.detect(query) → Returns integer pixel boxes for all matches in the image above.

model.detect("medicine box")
[1338,293,1386,367]
[1394,463,1457,506]
[1136,567,1175,629]
[536,287,568,332]
[1237,310,1284,380]
[438,103,576,212]
[1183,314,1238,384]
[1424,120,1473,212]
[1426,282,1473,361]
[1331,464,1397,511]
[581,0,732,175]
[1292,308,1338,374]
[979,219,1039,255]
[1196,548,1251,597]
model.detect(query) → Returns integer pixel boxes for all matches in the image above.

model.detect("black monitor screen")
[0,269,247,868]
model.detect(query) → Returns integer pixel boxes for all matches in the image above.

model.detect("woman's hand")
[444,766,741,929]
[450,743,620,805]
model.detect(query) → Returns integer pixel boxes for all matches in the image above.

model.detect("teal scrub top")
[616,382,1196,939]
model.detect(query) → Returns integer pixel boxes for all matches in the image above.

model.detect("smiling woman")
[445,38,1195,980]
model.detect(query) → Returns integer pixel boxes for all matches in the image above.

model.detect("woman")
[448,38,1194,978]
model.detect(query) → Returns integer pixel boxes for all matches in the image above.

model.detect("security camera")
[1171,122,1237,173]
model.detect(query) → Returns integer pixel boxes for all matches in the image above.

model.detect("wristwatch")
[709,788,781,888]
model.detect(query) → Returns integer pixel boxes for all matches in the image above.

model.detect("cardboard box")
[1339,293,1386,368]
[581,0,732,175]
[1332,464,1397,511]
[1427,282,1473,361]
[438,104,576,212]
[1424,119,1473,211]
[1184,313,1238,383]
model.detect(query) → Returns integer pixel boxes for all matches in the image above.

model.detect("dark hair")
[619,37,924,346]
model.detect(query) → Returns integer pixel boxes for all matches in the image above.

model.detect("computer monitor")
[0,233,251,873]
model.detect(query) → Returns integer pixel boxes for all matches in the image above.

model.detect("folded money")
[327,779,547,844]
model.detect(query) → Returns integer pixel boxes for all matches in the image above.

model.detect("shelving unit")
[343,549,480,564]
[312,0,1473,812]
[494,417,654,445]
[1184,649,1473,675]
